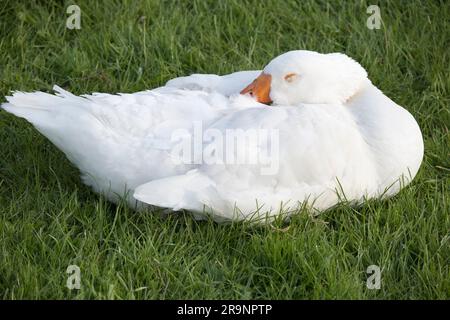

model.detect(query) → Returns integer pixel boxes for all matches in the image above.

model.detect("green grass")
[0,0,449,299]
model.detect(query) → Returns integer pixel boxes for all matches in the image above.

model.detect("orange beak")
[240,73,273,104]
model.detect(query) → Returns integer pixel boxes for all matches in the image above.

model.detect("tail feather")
[1,85,85,126]
[1,85,106,172]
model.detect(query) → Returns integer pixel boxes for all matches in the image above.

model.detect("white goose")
[2,50,424,221]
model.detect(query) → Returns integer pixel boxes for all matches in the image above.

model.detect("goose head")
[240,50,369,105]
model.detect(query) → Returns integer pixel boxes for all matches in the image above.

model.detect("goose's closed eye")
[284,73,298,82]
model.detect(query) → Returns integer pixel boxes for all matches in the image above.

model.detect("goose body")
[2,71,258,207]
[2,51,423,221]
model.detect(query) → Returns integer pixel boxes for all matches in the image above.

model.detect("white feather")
[2,51,424,221]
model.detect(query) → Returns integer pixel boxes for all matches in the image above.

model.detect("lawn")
[0,0,448,299]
